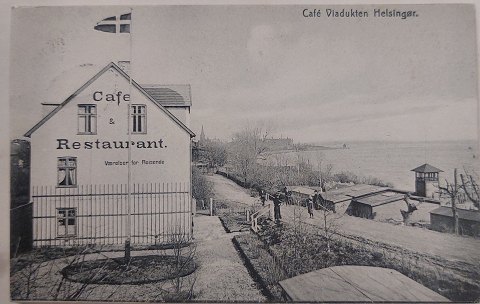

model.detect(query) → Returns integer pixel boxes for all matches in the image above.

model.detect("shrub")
[192,167,213,202]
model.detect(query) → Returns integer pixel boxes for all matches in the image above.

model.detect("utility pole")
[452,168,459,235]
[439,168,459,235]
[125,7,134,263]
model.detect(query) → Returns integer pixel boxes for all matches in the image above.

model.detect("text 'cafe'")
[24,62,195,246]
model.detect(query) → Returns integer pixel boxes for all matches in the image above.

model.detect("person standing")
[283,186,289,204]
[273,193,282,222]
[312,190,319,209]
[307,197,314,218]
[259,188,266,206]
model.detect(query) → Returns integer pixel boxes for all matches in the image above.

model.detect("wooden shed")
[279,266,450,302]
[320,184,388,213]
[288,186,322,205]
[430,206,480,237]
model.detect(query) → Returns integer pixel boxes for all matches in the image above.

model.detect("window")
[57,208,76,237]
[131,105,146,134]
[78,105,97,134]
[58,157,77,187]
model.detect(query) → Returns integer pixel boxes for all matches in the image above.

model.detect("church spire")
[200,125,206,144]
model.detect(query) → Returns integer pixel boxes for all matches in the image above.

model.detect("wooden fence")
[31,182,192,246]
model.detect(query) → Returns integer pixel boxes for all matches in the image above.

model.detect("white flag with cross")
[94,13,131,33]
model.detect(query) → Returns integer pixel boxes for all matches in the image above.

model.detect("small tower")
[411,163,443,199]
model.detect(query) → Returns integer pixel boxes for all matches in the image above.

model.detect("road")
[209,174,480,266]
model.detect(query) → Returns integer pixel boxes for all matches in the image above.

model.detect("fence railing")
[31,182,192,246]
[250,204,272,232]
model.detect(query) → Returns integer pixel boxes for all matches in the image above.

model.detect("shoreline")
[264,145,340,155]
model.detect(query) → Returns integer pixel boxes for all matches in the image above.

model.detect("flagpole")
[126,7,133,262]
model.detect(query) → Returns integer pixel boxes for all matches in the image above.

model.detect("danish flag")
[94,13,131,34]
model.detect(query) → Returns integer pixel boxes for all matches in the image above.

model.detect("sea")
[264,140,479,192]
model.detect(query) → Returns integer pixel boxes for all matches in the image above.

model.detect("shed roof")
[141,84,192,106]
[321,184,388,203]
[279,266,449,302]
[430,206,480,222]
[288,186,322,196]
[411,163,443,173]
[353,191,405,207]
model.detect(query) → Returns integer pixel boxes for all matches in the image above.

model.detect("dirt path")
[206,174,259,206]
[210,174,479,267]
[192,215,266,302]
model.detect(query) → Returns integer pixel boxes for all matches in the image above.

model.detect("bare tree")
[317,204,342,253]
[438,168,461,235]
[11,245,118,301]
[285,203,309,276]
[400,193,418,226]
[316,187,343,253]
[161,226,197,301]
[200,139,228,171]
[459,167,479,209]
[229,125,271,186]
[314,152,333,192]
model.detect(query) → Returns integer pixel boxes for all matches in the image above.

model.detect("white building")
[24,62,195,246]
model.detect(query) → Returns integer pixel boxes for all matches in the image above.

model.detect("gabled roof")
[411,163,443,173]
[141,84,191,107]
[25,62,195,138]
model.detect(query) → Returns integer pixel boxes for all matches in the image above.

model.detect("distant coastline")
[264,144,339,155]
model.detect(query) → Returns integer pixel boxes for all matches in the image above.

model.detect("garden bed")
[214,200,255,233]
[219,213,250,233]
[62,255,197,285]
[233,234,287,301]
[255,221,480,302]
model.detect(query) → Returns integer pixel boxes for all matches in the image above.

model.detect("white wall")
[165,106,190,128]
[30,67,192,187]
[29,67,193,245]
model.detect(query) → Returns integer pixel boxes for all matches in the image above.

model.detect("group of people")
[257,187,323,222]
[258,187,283,221]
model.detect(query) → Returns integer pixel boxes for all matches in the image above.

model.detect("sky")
[9,4,479,143]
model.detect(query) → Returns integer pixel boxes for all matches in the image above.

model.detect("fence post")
[246,209,250,222]
[210,198,213,216]
[269,202,273,220]
[124,239,131,264]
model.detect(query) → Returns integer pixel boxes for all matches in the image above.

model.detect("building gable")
[25,62,195,138]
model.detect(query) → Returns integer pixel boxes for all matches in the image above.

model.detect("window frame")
[78,104,97,135]
[130,104,147,134]
[57,156,77,188]
[56,207,77,238]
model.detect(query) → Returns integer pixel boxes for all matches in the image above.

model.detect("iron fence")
[31,182,192,246]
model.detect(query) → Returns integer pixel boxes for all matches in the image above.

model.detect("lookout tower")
[411,163,443,199]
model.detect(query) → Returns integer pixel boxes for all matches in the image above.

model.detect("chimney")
[118,61,131,75]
